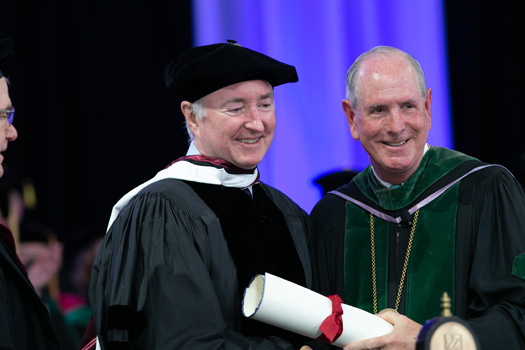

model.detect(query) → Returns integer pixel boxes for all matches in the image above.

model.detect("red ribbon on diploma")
[316,294,344,343]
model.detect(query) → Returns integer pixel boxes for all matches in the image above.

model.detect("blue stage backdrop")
[191,0,452,213]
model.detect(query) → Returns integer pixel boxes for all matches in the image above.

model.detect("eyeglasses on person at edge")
[0,108,14,125]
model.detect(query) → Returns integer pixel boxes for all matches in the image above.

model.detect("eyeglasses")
[0,108,15,125]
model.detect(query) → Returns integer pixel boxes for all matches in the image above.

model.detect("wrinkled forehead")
[0,77,11,109]
[362,54,416,82]
[357,55,420,98]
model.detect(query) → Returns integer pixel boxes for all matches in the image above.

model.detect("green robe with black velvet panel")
[310,147,525,349]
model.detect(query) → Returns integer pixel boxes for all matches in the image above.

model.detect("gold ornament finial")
[440,291,452,317]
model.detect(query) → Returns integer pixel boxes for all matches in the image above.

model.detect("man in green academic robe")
[310,46,525,350]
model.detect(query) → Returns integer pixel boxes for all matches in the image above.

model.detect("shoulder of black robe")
[90,178,310,350]
[309,182,350,300]
[0,226,61,349]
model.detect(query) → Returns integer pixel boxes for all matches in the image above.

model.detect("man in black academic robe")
[87,42,313,349]
[310,46,525,350]
[0,37,61,350]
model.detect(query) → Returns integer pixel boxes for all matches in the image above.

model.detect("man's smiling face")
[189,79,275,170]
[343,52,432,184]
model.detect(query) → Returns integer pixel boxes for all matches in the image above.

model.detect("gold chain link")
[370,212,378,314]
[370,210,419,313]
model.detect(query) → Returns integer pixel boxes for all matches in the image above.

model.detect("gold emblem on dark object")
[416,292,480,350]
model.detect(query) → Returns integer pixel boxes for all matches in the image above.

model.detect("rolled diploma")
[242,272,393,348]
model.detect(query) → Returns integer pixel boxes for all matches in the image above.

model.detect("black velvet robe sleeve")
[89,179,310,350]
[455,166,525,348]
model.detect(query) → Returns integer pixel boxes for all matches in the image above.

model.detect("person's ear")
[424,88,432,128]
[181,101,199,135]
[342,99,360,140]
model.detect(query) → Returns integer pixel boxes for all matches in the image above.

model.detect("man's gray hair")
[185,96,207,142]
[345,46,427,109]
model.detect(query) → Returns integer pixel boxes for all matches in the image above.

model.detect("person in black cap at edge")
[0,37,61,349]
[81,41,314,350]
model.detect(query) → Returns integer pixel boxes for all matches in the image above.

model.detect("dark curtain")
[445,0,524,185]
[0,1,192,259]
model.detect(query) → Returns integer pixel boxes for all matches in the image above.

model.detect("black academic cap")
[314,169,359,195]
[165,41,298,102]
[0,38,13,78]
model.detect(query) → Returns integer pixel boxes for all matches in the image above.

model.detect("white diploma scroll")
[242,273,393,348]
